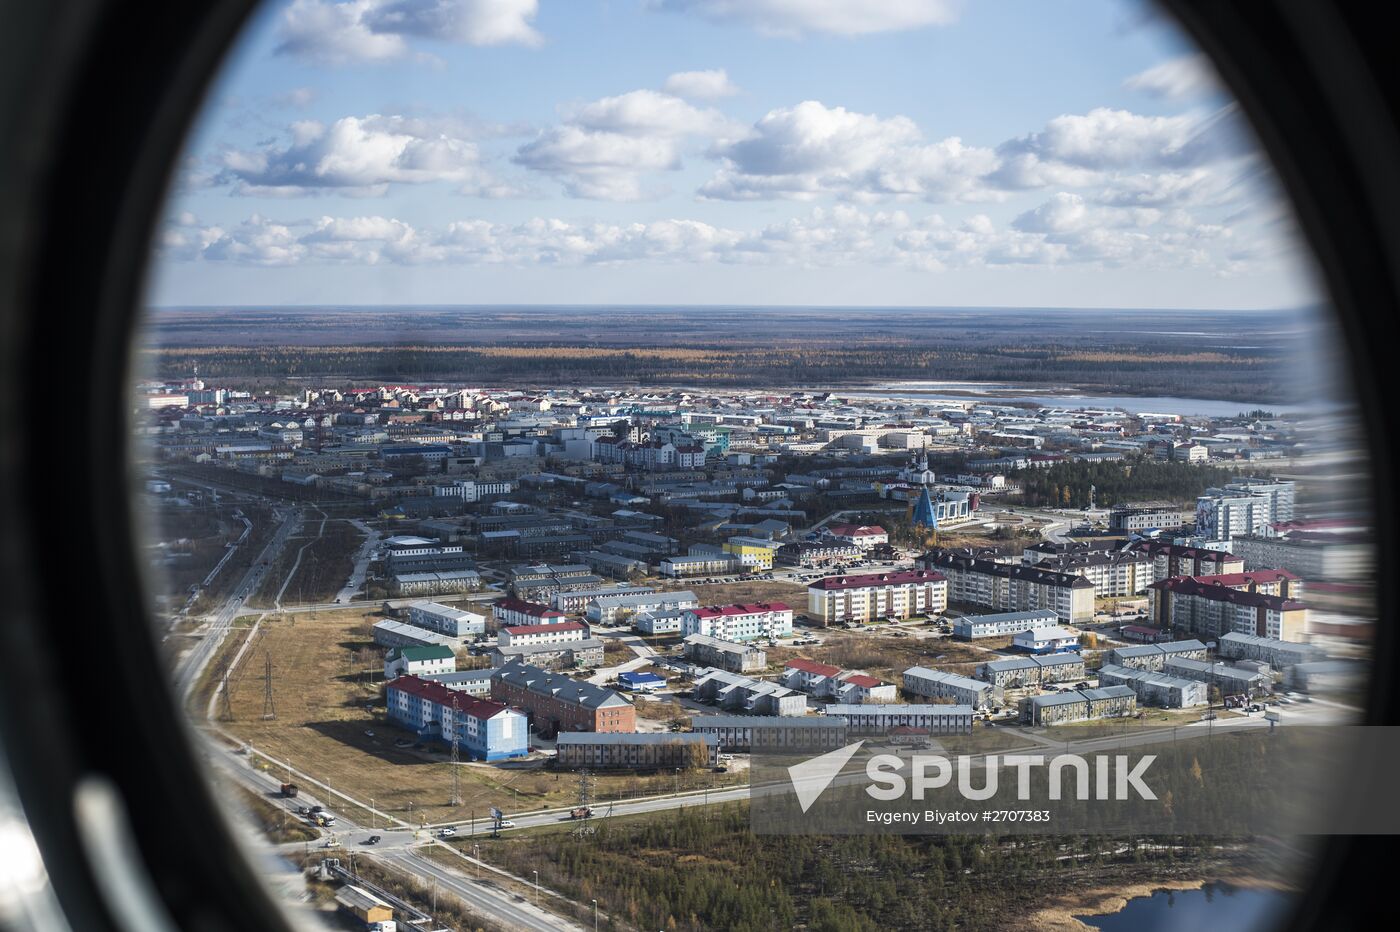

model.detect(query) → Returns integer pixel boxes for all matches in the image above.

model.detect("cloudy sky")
[148,0,1321,310]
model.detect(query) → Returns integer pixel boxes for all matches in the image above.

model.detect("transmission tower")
[572,769,596,837]
[261,651,277,720]
[449,697,463,806]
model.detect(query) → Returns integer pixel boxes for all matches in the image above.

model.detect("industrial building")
[554,732,719,771]
[901,667,1000,708]
[977,653,1086,689]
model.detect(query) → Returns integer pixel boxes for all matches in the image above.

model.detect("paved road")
[385,848,585,932]
[174,508,300,699]
[335,519,381,603]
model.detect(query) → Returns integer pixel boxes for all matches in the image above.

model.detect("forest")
[1009,457,1254,509]
[486,804,1277,932]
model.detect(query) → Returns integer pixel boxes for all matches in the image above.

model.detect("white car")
[496,819,516,829]
[437,827,457,838]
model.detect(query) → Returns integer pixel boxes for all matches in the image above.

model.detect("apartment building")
[1195,478,1296,541]
[489,662,635,734]
[585,589,698,625]
[498,621,589,647]
[406,601,486,638]
[952,609,1060,640]
[689,715,850,752]
[681,603,794,641]
[683,634,767,673]
[780,660,897,703]
[1107,639,1208,671]
[1217,631,1327,668]
[776,540,863,568]
[385,675,527,761]
[806,570,949,626]
[1149,573,1307,640]
[691,668,807,716]
[554,733,719,771]
[1027,549,1153,598]
[902,667,1000,709]
[492,597,568,628]
[1097,664,1209,708]
[918,550,1094,625]
[723,536,777,570]
[823,524,889,549]
[977,653,1086,689]
[383,645,455,679]
[659,554,743,578]
[1125,540,1245,584]
[1022,686,1137,725]
[825,704,974,736]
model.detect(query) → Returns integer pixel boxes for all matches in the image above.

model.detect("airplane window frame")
[0,2,1396,930]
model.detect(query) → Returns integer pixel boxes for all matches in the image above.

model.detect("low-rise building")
[617,671,667,692]
[681,603,794,641]
[390,569,482,596]
[659,554,743,577]
[780,660,896,703]
[384,644,456,679]
[372,619,462,650]
[683,633,767,673]
[823,524,889,549]
[1162,657,1272,695]
[1217,631,1326,668]
[634,607,687,635]
[489,638,605,670]
[977,653,1086,689]
[406,601,487,638]
[498,621,589,647]
[825,703,974,735]
[692,668,807,716]
[776,540,862,568]
[490,661,634,733]
[690,714,850,751]
[901,667,1000,708]
[1022,685,1137,725]
[421,668,495,697]
[723,536,778,570]
[385,675,528,760]
[953,609,1060,640]
[554,732,719,770]
[1097,663,1208,707]
[1012,626,1080,654]
[1284,659,1366,694]
[492,596,569,627]
[806,570,949,626]
[586,590,697,625]
[1107,639,1208,671]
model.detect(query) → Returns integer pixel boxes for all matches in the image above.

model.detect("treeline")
[1010,456,1251,509]
[489,804,1255,932]
[143,341,1293,401]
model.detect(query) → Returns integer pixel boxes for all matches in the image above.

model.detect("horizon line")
[145,302,1315,314]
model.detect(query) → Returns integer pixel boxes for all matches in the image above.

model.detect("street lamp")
[593,899,599,931]
[473,844,480,880]
[533,870,539,906]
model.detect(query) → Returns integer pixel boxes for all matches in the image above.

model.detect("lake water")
[1078,883,1295,931]
[844,382,1313,418]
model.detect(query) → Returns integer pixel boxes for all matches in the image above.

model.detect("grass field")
[765,627,992,681]
[218,608,747,824]
[685,579,806,606]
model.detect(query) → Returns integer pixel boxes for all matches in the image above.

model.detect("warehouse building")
[1022,685,1137,725]
[825,704,974,736]
[1107,639,1208,671]
[901,667,1000,708]
[978,653,1086,689]
[555,732,719,771]
[692,668,807,716]
[953,609,1060,640]
[683,634,767,673]
[1097,663,1208,708]
[690,715,850,751]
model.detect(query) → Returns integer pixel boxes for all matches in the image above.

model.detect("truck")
[280,782,298,798]
[570,807,593,820]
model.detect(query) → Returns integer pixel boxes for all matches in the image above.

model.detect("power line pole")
[450,696,463,807]
[261,651,277,720]
[220,670,234,721]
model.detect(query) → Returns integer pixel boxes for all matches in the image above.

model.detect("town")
[141,374,1371,930]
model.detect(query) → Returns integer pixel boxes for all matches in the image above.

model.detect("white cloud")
[216,114,518,197]
[163,202,1262,276]
[648,0,961,38]
[701,100,998,202]
[515,89,736,200]
[275,0,540,65]
[663,69,740,100]
[1124,54,1222,101]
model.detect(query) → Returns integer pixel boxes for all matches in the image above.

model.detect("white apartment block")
[681,603,794,641]
[806,570,949,625]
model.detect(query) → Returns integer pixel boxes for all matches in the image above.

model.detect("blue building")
[912,487,939,529]
[617,671,666,692]
[386,675,528,761]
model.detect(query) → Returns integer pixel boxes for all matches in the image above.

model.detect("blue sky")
[149,0,1321,309]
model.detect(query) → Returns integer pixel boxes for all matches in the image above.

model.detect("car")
[323,838,342,848]
[308,805,324,814]
[364,729,375,737]
[437,827,456,838]
[364,835,381,845]
[496,819,516,828]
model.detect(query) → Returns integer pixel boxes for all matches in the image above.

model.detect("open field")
[685,579,806,606]
[766,627,992,681]
[218,608,749,824]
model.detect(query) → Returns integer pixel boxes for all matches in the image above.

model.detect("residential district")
[143,378,1372,930]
